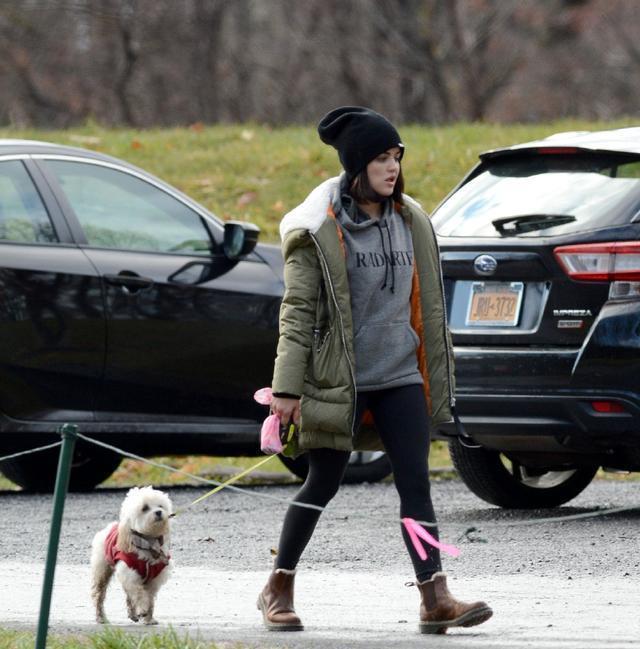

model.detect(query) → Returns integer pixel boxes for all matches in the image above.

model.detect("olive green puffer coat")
[272,177,455,455]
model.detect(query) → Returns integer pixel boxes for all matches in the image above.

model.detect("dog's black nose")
[155,510,164,520]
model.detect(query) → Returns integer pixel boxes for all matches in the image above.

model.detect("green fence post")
[35,423,78,649]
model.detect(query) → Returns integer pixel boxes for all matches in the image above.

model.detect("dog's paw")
[128,613,139,622]
[143,617,159,625]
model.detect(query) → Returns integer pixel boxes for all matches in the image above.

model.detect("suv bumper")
[437,345,640,459]
[439,392,640,452]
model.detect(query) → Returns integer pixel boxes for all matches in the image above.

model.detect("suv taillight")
[554,242,640,281]
[590,400,627,413]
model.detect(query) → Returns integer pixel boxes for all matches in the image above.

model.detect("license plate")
[465,281,524,327]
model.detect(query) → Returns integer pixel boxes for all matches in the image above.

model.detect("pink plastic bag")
[254,387,284,454]
[260,413,284,454]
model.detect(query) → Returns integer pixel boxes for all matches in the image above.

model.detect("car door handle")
[104,272,154,293]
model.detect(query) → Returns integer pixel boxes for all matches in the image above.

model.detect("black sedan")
[431,127,640,508]
[0,140,390,490]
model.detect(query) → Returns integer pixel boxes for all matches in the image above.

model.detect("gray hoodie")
[336,190,423,391]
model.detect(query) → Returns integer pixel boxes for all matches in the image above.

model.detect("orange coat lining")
[327,204,346,257]
[411,265,432,414]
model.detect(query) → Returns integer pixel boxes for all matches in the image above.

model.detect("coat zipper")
[405,203,455,412]
[310,232,358,436]
[431,228,456,409]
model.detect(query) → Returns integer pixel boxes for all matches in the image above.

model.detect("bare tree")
[0,0,638,127]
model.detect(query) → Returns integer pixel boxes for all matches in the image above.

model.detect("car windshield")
[432,153,640,237]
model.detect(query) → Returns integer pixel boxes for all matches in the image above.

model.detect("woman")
[257,106,492,634]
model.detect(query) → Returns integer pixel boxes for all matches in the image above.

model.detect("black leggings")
[274,383,441,581]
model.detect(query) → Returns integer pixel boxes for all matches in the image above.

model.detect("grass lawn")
[0,441,454,491]
[1,441,634,492]
[0,627,227,648]
[1,118,636,243]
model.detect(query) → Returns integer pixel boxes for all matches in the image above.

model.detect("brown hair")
[349,167,405,206]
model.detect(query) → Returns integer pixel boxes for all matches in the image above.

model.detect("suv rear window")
[432,152,640,237]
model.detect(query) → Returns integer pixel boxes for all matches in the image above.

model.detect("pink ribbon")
[402,517,461,561]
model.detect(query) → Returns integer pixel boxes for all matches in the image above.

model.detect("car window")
[432,153,640,237]
[46,160,213,254]
[0,160,57,243]
[614,160,640,179]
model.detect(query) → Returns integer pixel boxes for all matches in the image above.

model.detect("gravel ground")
[1,476,638,579]
[1,476,639,648]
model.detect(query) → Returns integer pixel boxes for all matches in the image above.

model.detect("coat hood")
[279,174,427,241]
[280,176,342,240]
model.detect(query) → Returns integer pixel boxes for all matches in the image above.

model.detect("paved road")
[0,477,639,647]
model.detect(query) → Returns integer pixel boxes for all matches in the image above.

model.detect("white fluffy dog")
[90,486,173,625]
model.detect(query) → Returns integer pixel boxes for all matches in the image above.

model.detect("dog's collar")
[131,529,164,545]
[131,529,169,562]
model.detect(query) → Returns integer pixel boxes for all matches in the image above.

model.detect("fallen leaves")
[68,134,102,146]
[237,191,257,206]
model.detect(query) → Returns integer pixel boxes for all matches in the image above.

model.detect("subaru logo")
[474,255,498,276]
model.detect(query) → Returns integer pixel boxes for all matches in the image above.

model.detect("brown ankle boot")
[257,568,304,631]
[417,572,492,634]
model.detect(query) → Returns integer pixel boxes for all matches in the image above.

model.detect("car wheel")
[279,451,392,484]
[0,442,122,492]
[448,439,598,508]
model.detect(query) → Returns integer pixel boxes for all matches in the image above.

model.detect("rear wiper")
[492,213,577,235]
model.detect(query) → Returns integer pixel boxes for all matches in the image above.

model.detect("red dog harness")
[104,523,169,583]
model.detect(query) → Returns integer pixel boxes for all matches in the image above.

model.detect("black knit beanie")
[317,106,404,180]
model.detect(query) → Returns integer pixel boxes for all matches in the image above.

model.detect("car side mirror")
[223,221,260,260]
